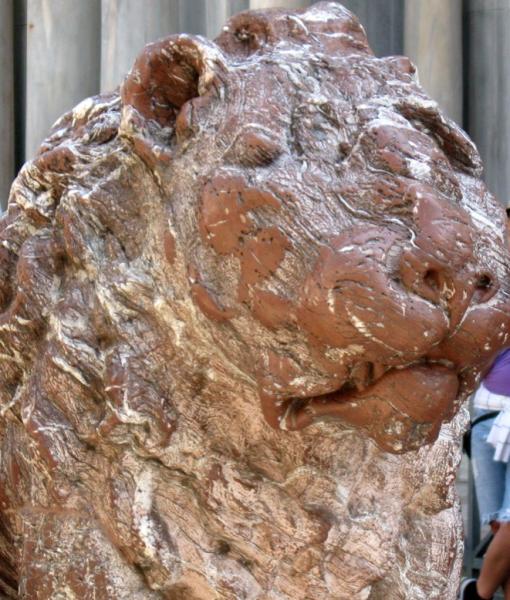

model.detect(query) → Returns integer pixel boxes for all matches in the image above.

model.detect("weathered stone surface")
[0,3,509,598]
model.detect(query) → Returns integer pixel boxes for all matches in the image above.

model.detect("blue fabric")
[471,408,510,525]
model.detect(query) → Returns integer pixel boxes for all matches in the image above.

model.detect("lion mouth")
[260,360,459,452]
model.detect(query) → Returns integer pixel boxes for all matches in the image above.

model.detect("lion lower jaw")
[260,362,459,453]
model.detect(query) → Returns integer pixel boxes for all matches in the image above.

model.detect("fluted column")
[465,0,510,205]
[176,0,220,37]
[230,0,250,14]
[0,0,14,209]
[249,0,309,8]
[25,0,101,160]
[404,0,462,124]
[342,0,404,57]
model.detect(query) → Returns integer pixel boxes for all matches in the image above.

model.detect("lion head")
[120,1,510,453]
[0,2,508,598]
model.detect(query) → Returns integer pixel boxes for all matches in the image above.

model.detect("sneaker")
[458,578,491,600]
[459,579,477,599]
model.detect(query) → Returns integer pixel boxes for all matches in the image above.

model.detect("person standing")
[460,349,510,599]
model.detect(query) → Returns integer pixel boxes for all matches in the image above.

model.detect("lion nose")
[396,186,499,330]
[400,249,498,329]
[399,247,497,330]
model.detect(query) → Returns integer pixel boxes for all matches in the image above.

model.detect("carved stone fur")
[0,3,509,598]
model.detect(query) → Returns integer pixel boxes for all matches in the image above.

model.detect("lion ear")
[120,35,227,153]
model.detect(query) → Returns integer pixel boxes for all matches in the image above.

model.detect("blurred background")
[1,0,510,211]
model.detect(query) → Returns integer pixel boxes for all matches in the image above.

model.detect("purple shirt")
[484,348,510,396]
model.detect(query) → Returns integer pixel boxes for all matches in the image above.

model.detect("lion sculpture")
[0,3,509,598]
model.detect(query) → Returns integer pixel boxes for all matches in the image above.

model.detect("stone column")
[249,0,309,8]
[230,0,250,14]
[177,0,222,37]
[465,0,510,205]
[341,0,405,57]
[0,0,14,209]
[404,0,462,124]
[176,1,249,41]
[101,0,181,94]
[25,0,101,160]
[205,1,229,38]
